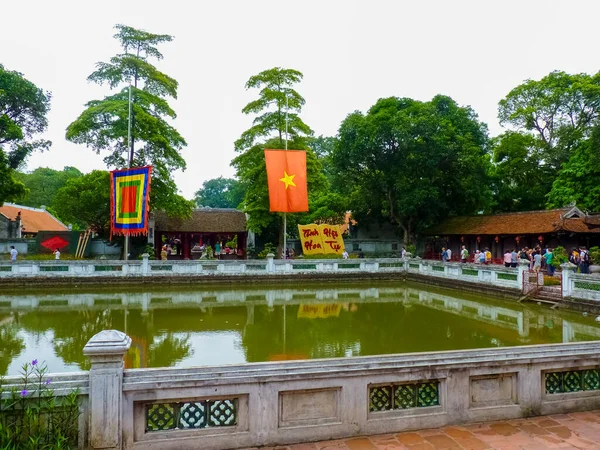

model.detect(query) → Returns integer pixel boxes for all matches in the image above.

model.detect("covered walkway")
[254,410,600,450]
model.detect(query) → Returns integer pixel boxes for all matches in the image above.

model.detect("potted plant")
[589,246,600,274]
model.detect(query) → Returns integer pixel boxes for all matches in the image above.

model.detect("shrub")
[257,243,276,259]
[138,244,156,260]
[589,246,600,265]
[551,246,568,268]
[0,360,80,449]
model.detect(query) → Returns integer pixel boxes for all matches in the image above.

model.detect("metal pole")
[124,84,133,261]
[283,93,289,260]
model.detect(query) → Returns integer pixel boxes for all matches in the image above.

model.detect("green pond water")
[1,281,599,376]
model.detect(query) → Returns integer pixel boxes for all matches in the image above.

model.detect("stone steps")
[531,286,563,305]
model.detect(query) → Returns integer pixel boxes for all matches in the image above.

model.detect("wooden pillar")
[182,233,190,260]
[154,231,162,260]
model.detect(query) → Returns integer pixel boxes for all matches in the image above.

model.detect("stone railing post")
[561,262,576,297]
[83,330,132,450]
[517,259,530,292]
[141,253,150,275]
[266,253,275,272]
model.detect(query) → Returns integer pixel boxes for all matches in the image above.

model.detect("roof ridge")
[3,202,49,213]
[460,208,570,218]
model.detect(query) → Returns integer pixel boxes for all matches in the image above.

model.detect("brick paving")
[251,410,600,450]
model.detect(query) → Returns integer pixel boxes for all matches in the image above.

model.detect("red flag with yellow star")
[264,149,309,212]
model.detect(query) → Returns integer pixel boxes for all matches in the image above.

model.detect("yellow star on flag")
[279,171,296,189]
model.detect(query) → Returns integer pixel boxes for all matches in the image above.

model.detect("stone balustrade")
[2,256,600,302]
[0,254,404,278]
[3,332,598,449]
[561,263,600,301]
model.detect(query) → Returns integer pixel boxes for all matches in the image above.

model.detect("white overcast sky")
[2,0,599,199]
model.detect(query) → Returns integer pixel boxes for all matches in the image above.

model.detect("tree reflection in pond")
[0,318,25,375]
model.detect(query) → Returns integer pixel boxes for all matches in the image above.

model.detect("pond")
[1,281,599,376]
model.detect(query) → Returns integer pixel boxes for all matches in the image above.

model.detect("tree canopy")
[234,67,313,152]
[15,166,83,208]
[65,24,192,217]
[331,95,491,243]
[494,70,600,213]
[547,123,600,211]
[0,64,51,204]
[193,177,245,209]
[489,132,551,211]
[499,71,600,168]
[53,170,110,233]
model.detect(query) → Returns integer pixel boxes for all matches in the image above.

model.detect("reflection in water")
[0,320,25,374]
[1,283,599,375]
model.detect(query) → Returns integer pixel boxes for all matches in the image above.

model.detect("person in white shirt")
[10,246,18,262]
[460,246,468,263]
[342,250,349,259]
[401,247,407,259]
[446,248,452,261]
[54,249,61,260]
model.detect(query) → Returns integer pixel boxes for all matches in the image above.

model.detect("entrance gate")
[522,270,544,296]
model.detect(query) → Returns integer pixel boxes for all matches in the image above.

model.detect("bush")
[0,360,80,449]
[590,246,600,265]
[138,244,156,260]
[551,246,568,268]
[257,243,276,259]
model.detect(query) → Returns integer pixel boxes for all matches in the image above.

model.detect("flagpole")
[283,92,288,260]
[124,84,132,261]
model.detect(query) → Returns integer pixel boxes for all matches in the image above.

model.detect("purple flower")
[31,359,38,366]
[45,378,52,385]
[20,389,28,397]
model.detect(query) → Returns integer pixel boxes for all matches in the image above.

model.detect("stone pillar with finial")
[83,330,131,450]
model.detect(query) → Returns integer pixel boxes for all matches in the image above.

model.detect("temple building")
[150,208,248,260]
[424,207,600,262]
[0,203,68,239]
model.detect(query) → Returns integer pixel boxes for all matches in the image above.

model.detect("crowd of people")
[568,246,592,274]
[439,245,592,275]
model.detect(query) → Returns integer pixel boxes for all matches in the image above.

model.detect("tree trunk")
[387,188,413,245]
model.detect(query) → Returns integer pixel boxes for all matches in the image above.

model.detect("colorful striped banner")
[110,166,152,237]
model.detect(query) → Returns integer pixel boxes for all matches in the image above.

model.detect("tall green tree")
[53,170,110,233]
[332,96,491,244]
[194,177,244,209]
[0,64,51,204]
[65,24,192,216]
[233,68,334,251]
[15,166,83,208]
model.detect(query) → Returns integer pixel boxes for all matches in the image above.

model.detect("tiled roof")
[0,203,68,233]
[427,208,600,235]
[584,215,600,229]
[154,208,247,233]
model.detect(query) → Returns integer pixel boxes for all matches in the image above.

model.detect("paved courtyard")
[253,410,600,450]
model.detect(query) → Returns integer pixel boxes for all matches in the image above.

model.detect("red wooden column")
[182,233,190,260]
